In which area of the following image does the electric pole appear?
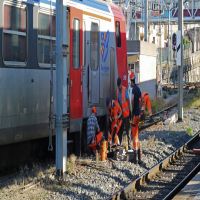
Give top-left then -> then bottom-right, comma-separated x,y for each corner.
56,0 -> 68,176
168,4 -> 171,83
144,0 -> 148,42
178,0 -> 184,121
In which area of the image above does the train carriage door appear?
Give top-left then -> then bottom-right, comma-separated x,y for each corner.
87,19 -> 100,104
69,8 -> 83,119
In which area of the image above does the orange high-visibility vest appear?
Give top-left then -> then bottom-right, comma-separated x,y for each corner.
141,92 -> 148,106
109,100 -> 122,143
110,100 -> 122,121
117,86 -> 130,118
141,92 -> 152,115
142,92 -> 148,99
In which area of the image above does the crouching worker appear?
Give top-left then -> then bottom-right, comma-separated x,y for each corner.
140,92 -> 152,121
142,92 -> 152,116
87,106 -> 103,155
106,98 -> 122,147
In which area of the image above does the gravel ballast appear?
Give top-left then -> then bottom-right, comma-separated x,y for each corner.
0,107 -> 200,200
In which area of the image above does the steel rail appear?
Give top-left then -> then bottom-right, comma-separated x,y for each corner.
163,162 -> 200,200
140,103 -> 178,130
110,130 -> 200,200
151,103 -> 177,117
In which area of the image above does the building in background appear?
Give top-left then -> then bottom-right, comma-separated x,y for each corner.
113,0 -> 200,84
127,40 -> 157,98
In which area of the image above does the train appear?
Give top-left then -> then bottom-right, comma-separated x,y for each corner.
0,0 -> 128,147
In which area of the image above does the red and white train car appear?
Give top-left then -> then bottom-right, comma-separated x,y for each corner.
68,0 -> 128,132
0,0 -> 128,146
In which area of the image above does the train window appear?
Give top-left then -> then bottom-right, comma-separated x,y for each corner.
38,13 -> 56,65
115,21 -> 121,47
38,13 -> 56,37
73,18 -> 80,69
38,39 -> 55,64
90,22 -> 99,70
3,5 -> 26,62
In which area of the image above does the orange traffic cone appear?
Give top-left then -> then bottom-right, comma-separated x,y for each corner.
100,140 -> 108,161
114,134 -> 119,145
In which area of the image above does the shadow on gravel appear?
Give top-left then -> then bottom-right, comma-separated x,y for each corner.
110,164 -> 136,181
71,182 -> 109,197
142,150 -> 170,161
118,168 -> 135,181
62,190 -> 92,200
42,181 -> 109,200
100,171 -> 130,186
140,130 -> 191,149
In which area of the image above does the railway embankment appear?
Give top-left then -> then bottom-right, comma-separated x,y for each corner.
0,105 -> 200,200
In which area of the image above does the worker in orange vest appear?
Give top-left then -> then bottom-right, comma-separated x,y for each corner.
130,74 -> 142,164
116,77 -> 131,149
129,71 -> 135,118
141,92 -> 152,118
106,98 -> 122,146
87,106 -> 103,154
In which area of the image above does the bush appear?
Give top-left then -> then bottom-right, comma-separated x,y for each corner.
186,127 -> 193,136
151,98 -> 166,113
184,90 -> 200,109
183,37 -> 191,48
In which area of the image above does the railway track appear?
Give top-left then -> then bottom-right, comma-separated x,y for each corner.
0,108 -> 199,200
111,130 -> 200,200
163,82 -> 200,90
140,104 -> 177,130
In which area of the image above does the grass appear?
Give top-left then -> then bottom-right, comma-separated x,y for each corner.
186,127 -> 193,136
151,98 -> 166,113
184,89 -> 200,109
66,154 -> 77,175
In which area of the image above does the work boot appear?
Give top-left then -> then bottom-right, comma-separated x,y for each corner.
138,148 -> 142,164
128,146 -> 132,151
140,111 -> 145,121
133,150 -> 138,164
108,142 -> 111,152
128,138 -> 132,151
